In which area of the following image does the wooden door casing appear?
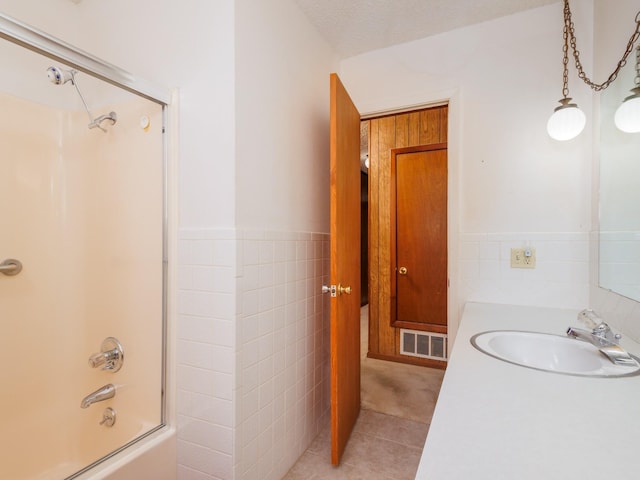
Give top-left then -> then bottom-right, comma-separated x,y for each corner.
390,144 -> 447,333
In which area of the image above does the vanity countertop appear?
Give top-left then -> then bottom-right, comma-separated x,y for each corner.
415,302 -> 640,480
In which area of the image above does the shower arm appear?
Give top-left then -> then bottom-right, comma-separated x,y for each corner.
70,76 -> 98,126
69,71 -> 109,132
51,68 -> 113,133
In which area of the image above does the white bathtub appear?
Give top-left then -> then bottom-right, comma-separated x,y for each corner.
76,426 -> 176,480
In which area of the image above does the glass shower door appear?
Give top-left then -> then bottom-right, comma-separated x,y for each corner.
0,29 -> 166,480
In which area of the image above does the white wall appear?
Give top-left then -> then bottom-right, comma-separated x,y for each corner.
235,0 -> 337,232
233,3 -> 336,480
83,0 -> 236,230
340,2 -> 595,329
0,0 -> 80,40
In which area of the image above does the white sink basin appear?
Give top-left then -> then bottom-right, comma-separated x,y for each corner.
471,330 -> 640,377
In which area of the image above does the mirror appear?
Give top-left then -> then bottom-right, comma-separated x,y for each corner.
599,53 -> 640,301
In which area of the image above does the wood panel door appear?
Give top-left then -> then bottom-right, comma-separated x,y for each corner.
329,73 -> 361,465
391,144 -> 447,333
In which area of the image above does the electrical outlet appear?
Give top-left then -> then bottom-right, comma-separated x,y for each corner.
511,247 -> 536,269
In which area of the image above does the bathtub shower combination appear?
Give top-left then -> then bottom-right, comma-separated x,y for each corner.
0,14 -> 170,480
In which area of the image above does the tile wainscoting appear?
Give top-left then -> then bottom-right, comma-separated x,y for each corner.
459,232 -> 590,311
177,228 -> 330,480
174,228 -> 594,479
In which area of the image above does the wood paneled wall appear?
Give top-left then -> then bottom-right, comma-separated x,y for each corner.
367,105 -> 448,368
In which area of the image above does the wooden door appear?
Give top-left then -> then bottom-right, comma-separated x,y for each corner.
329,73 -> 361,465
391,144 -> 447,333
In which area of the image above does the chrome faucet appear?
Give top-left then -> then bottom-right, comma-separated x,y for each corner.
566,322 -> 636,366
566,323 -> 619,347
80,384 -> 116,409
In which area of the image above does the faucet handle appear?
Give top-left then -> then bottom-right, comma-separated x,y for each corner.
88,337 -> 124,372
592,322 -> 623,344
593,322 -> 610,335
578,309 -> 602,329
99,407 -> 116,427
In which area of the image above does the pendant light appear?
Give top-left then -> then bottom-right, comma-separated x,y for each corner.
547,1 -> 585,141
614,45 -> 640,133
548,1 -> 640,141
547,99 -> 586,141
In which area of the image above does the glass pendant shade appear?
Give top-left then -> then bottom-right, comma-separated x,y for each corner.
614,88 -> 640,133
547,99 -> 586,141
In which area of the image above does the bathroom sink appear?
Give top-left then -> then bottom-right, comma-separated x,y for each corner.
470,330 -> 640,377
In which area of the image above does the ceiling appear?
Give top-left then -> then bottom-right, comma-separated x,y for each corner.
294,0 -> 561,172
293,0 -> 558,58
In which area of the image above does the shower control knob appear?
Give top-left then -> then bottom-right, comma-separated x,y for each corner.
88,337 -> 124,372
0,258 -> 22,276
100,407 -> 116,427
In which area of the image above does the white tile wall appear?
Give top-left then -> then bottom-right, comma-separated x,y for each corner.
177,229 -> 237,480
458,232 -> 589,311
177,227 -> 592,479
176,228 -> 330,480
236,230 -> 330,480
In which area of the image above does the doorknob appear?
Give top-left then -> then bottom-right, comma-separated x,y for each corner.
398,266 -> 408,275
322,284 -> 351,296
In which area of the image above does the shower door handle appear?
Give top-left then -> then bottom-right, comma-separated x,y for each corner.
0,259 -> 22,276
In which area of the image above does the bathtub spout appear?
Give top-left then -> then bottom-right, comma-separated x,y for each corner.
81,384 -> 115,409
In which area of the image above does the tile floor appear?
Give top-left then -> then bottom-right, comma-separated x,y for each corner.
281,306 -> 445,479
281,410 -> 428,480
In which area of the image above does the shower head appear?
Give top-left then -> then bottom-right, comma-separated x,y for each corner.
46,66 -> 116,133
46,66 -> 75,85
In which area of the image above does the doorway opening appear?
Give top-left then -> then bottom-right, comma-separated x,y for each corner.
360,104 -> 449,369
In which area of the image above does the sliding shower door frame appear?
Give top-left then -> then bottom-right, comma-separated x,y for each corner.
0,13 -> 169,104
0,11 -> 172,479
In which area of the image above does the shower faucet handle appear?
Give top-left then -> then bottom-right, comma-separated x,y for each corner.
88,337 -> 124,372
0,258 -> 22,276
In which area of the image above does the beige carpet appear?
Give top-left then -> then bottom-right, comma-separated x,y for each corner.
360,305 -> 445,424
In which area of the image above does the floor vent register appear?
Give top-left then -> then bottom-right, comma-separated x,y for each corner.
400,329 -> 448,361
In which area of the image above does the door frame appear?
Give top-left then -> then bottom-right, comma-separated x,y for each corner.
361,91 -> 461,348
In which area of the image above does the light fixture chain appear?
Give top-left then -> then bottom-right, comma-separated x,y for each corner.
562,7 -> 570,99
564,0 -> 640,92
635,45 -> 640,87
